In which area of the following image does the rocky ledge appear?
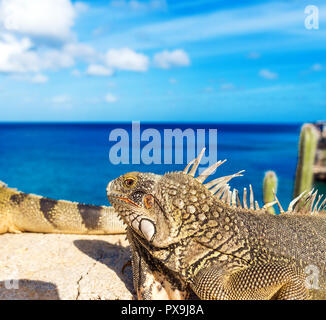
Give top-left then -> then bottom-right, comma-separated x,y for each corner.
0,233 -> 134,300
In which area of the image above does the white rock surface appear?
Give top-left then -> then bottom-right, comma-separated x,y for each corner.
0,233 -> 134,300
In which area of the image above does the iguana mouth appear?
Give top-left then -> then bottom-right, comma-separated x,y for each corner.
107,181 -> 141,208
110,195 -> 140,207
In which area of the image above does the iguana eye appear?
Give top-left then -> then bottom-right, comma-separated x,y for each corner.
144,194 -> 154,209
123,176 -> 137,188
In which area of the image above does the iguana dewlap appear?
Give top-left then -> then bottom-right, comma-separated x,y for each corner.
107,150 -> 326,300
0,181 -> 125,235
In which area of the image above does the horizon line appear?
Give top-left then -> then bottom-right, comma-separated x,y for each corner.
0,121 -> 318,125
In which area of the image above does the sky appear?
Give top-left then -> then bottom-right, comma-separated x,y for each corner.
0,0 -> 325,122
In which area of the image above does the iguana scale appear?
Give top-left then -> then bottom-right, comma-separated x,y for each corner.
0,181 -> 125,234
107,149 -> 326,300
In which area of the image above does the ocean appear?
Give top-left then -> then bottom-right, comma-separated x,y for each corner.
0,122 -> 323,210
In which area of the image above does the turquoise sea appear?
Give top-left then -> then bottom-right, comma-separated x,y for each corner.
0,123 -> 324,209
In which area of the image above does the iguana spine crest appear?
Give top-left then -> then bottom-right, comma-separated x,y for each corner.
186,148 -> 326,216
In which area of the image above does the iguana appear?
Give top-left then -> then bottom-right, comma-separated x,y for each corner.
107,149 -> 326,300
0,180 -> 125,235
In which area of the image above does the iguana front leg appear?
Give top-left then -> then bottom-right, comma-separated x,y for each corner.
127,229 -> 189,300
191,263 -> 308,300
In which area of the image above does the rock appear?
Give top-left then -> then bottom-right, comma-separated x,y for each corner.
0,233 -> 134,300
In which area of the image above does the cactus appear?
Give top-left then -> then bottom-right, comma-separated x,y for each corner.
293,123 -> 319,198
263,171 -> 278,214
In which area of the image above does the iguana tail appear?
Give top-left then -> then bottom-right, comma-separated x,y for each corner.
0,181 -> 125,234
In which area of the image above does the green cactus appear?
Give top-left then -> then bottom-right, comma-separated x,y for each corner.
263,170 -> 278,214
293,123 -> 319,198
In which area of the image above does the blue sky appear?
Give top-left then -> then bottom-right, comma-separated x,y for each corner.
0,0 -> 325,122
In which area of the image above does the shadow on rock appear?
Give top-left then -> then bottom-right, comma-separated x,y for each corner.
74,239 -> 135,297
0,279 -> 60,300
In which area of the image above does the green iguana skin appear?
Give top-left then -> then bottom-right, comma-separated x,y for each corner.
0,181 -> 125,235
107,152 -> 326,300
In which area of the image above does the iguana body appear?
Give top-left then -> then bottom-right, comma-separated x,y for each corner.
107,151 -> 326,300
0,181 -> 125,235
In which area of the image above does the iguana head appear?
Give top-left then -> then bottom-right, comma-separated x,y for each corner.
107,171 -> 169,245
107,149 -> 247,249
107,170 -> 191,247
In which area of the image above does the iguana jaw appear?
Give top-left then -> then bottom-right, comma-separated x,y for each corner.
115,195 -> 140,207
107,187 -> 157,242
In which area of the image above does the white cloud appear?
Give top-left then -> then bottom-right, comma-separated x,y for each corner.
169,78 -> 177,84
9,72 -> 48,83
50,94 -> 72,109
153,49 -> 190,69
30,73 -> 48,83
0,1 -> 98,75
0,33 -> 99,73
0,33 -> 67,72
0,35 -> 149,76
0,1 -> 152,77
106,48 -> 149,72
86,64 -> 113,76
71,69 -> 81,77
63,42 -> 98,63
40,48 -> 75,70
0,33 -> 75,73
74,2 -> 88,13
0,0 -> 77,42
259,69 -> 278,80
0,33 -> 34,72
51,94 -> 71,104
311,63 -> 323,71
104,2 -> 326,51
105,93 -> 118,103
